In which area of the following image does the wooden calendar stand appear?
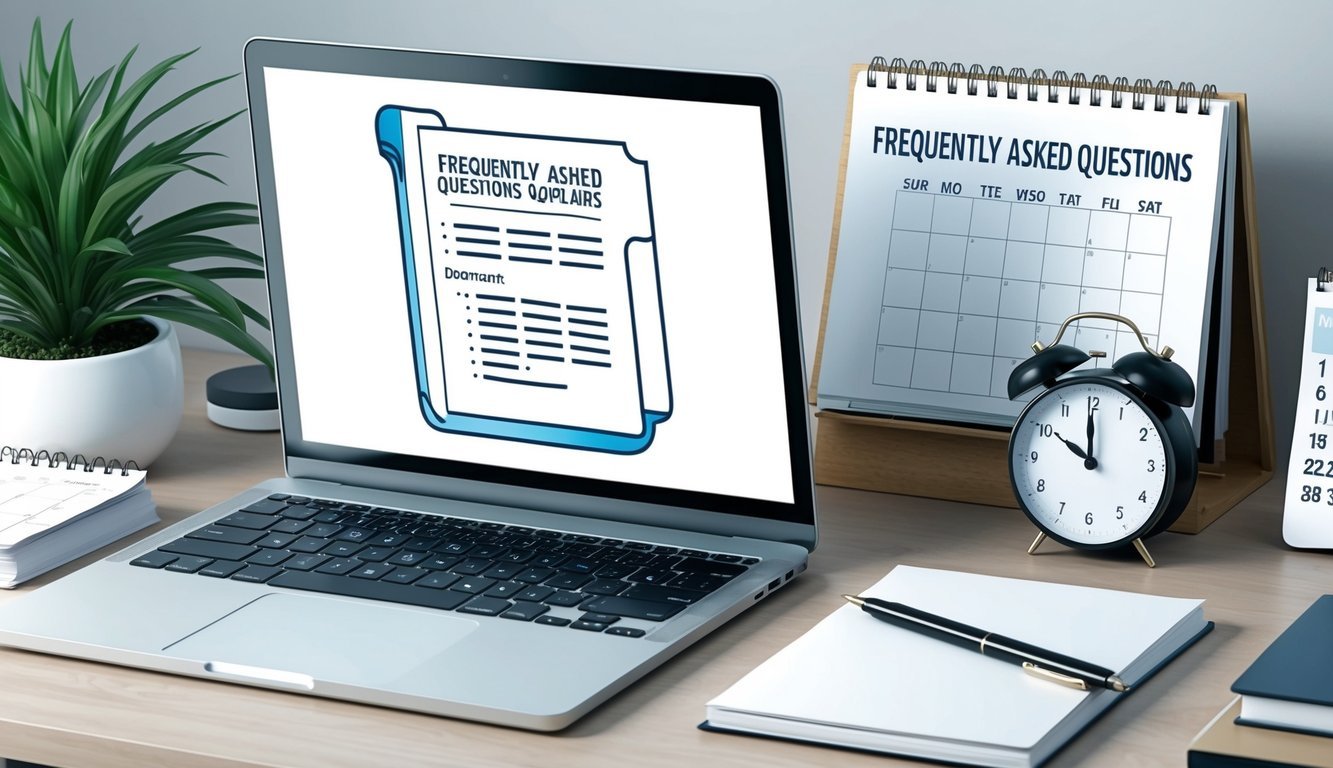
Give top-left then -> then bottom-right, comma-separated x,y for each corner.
809,82 -> 1273,533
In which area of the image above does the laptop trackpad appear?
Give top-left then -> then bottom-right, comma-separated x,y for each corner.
165,593 -> 478,687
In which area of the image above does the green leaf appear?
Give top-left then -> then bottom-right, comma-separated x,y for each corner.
105,296 -> 273,369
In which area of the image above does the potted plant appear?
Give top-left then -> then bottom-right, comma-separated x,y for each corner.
0,20 -> 271,466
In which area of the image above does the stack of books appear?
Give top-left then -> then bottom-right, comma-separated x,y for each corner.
1188,595 -> 1333,767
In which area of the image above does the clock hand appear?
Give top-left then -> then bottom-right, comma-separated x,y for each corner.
1051,431 -> 1089,460
1084,406 -> 1098,471
1052,431 -> 1099,469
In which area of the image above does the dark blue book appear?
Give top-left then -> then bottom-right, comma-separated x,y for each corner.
1232,594 -> 1333,737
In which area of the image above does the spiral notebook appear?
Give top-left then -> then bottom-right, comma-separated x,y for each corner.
0,447 -> 158,588
814,59 -> 1237,452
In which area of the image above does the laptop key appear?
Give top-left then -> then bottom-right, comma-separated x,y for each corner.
240,499 -> 288,515
580,612 -> 620,625
543,590 -> 589,608
289,536 -> 332,553
501,603 -> 549,621
483,562 -> 523,580
570,620 -> 608,632
606,626 -> 647,638
415,572 -> 460,590
218,511 -> 278,530
284,553 -> 330,571
582,578 -> 628,596
382,568 -> 427,585
622,584 -> 707,604
246,549 -> 293,567
313,557 -> 360,575
515,566 -> 556,584
457,596 -> 512,616
546,572 -> 592,590
320,541 -> 365,558
165,555 -> 213,573
268,518 -> 313,535
186,526 -> 266,546
420,555 -> 461,571
350,563 -> 396,580
199,560 -> 246,578
132,551 -> 178,569
335,527 -> 374,543
388,550 -> 427,567
515,585 -> 554,602
451,576 -> 496,594
450,558 -> 493,576
671,574 -> 727,593
255,532 -> 298,550
232,565 -> 282,583
160,538 -> 260,562
484,580 -> 525,598
354,546 -> 396,563
535,615 -> 572,627
270,571 -> 471,611
673,557 -> 747,578
579,595 -> 686,622
279,505 -> 318,521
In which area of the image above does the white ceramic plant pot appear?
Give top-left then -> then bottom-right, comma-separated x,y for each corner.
0,317 -> 184,467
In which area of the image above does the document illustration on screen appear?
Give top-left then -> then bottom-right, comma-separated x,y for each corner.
377,106 -> 672,453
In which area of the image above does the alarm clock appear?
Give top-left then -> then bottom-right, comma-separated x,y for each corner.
1006,312 -> 1198,567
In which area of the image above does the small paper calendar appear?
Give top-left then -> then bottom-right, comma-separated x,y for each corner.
1283,275 -> 1333,547
816,61 -> 1235,433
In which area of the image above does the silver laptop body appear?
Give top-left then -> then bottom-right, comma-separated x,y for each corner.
0,39 -> 816,731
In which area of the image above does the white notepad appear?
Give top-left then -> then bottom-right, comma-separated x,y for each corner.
704,566 -> 1209,768
0,455 -> 158,587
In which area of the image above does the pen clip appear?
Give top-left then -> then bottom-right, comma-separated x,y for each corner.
1022,662 -> 1088,691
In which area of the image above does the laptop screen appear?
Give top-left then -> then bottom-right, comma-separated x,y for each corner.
246,41 -> 813,528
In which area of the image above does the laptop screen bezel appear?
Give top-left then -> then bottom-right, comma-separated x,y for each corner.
243,38 -> 816,541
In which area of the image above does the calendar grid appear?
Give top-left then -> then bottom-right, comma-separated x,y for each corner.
874,191 -> 1171,399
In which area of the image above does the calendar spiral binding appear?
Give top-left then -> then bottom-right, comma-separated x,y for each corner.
865,56 -> 1218,115
0,445 -> 140,475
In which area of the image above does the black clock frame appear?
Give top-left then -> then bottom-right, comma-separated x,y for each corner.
1009,373 -> 1198,551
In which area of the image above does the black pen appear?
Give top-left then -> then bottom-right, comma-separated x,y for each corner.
841,594 -> 1128,692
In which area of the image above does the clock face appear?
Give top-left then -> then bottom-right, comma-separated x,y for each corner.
1009,378 -> 1171,547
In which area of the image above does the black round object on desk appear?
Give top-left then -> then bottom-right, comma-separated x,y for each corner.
205,365 -> 279,431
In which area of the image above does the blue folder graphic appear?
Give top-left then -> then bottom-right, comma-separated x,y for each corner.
377,106 -> 671,453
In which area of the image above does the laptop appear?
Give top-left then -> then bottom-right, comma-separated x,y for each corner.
0,39 -> 816,731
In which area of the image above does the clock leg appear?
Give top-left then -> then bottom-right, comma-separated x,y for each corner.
1131,538 -> 1157,568
1027,531 -> 1047,555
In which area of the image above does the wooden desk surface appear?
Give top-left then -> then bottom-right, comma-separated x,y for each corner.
0,348 -> 1326,768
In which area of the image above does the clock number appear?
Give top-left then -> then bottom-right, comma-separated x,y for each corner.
1084,512 -> 1094,525
1036,422 -> 1053,437
1139,491 -> 1148,502
1321,359 -> 1327,377
1061,403 -> 1070,417
1319,385 -> 1328,402
1312,433 -> 1328,450
1036,479 -> 1046,492
1138,427 -> 1148,442
1119,406 -> 1124,420
1087,396 -> 1100,410
1030,451 -> 1039,463
1147,459 -> 1156,472
1116,505 -> 1124,519
1302,485 -> 1323,503
1058,501 -> 1065,515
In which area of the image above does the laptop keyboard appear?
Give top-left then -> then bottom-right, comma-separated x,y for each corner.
130,494 -> 757,637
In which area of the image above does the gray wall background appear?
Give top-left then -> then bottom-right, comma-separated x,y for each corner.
0,0 -> 1327,469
